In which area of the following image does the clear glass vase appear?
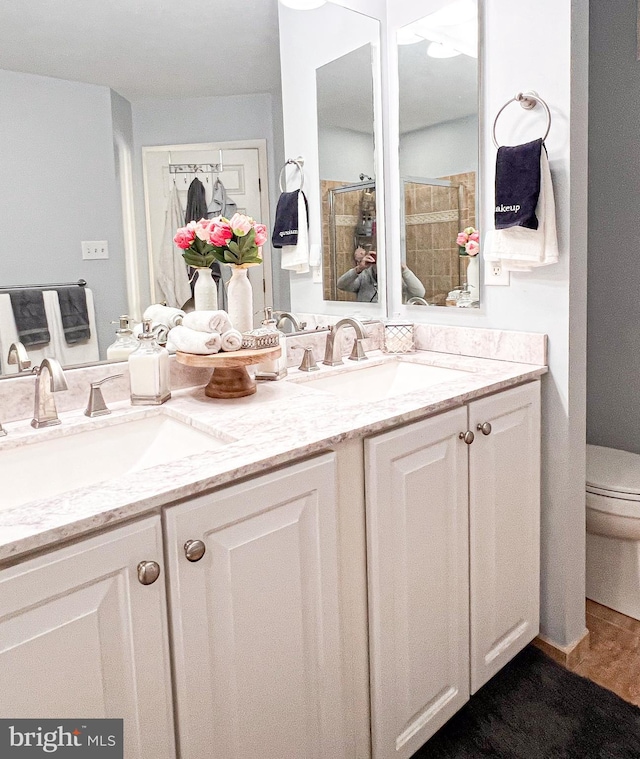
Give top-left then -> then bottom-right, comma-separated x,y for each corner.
227,266 -> 253,333
193,267 -> 218,311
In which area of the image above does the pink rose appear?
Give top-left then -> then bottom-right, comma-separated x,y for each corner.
195,219 -> 210,241
456,233 -> 468,246
229,213 -> 253,237
469,232 -> 480,242
254,223 -> 268,247
209,218 -> 233,247
465,240 -> 480,256
174,225 -> 196,250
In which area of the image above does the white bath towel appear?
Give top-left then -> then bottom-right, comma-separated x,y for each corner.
485,149 -> 559,271
48,288 -> 100,367
181,310 -> 232,334
281,191 -> 310,273
157,185 -> 192,309
143,304 -> 185,328
168,325 -> 221,355
220,329 -> 242,352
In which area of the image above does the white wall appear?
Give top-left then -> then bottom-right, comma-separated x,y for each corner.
381,0 -> 589,648
0,69 -> 128,358
400,114 -> 478,178
319,126 -> 375,183
587,0 -> 640,454
131,92 -> 286,310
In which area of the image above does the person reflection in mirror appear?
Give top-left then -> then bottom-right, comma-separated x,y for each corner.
337,247 -> 425,303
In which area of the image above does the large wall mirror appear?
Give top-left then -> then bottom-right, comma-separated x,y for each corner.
397,0 -> 479,309
1,0 -> 376,379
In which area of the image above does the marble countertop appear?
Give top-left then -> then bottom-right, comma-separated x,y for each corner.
0,349 -> 547,565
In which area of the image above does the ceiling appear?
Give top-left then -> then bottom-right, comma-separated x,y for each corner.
0,0 -> 283,100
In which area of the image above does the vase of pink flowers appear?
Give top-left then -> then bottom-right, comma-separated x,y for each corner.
174,214 -> 267,330
456,227 -> 480,302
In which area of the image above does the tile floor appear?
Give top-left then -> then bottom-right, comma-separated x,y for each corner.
571,600 -> 640,706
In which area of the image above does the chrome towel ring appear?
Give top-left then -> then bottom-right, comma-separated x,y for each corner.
279,157 -> 305,193
492,91 -> 551,149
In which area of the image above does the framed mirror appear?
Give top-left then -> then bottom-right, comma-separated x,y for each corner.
278,2 -> 384,320
397,0 -> 479,309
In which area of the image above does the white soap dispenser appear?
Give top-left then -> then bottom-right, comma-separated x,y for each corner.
254,308 -> 287,380
128,319 -> 171,405
106,315 -> 138,361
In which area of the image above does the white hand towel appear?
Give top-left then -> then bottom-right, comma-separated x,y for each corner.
143,304 -> 185,328
220,329 -> 243,352
181,310 -> 232,334
169,325 -> 221,354
281,191 -> 310,273
485,149 -> 559,271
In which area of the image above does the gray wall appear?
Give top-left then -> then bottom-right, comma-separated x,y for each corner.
318,126 -> 375,182
400,114 -> 478,179
0,69 -> 128,357
131,92 -> 287,311
588,0 -> 640,453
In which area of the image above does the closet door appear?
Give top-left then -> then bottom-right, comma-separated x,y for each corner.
366,408 -> 470,759
469,381 -> 541,692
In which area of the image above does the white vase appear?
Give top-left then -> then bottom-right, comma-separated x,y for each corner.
227,266 -> 253,333
465,256 -> 480,302
193,267 -> 218,311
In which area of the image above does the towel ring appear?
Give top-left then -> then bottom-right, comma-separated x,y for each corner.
279,157 -> 305,193
492,91 -> 551,149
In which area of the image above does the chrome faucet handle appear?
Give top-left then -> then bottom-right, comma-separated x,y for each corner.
7,342 -> 31,372
84,374 -> 124,417
349,338 -> 368,362
31,358 -> 68,429
298,346 -> 320,372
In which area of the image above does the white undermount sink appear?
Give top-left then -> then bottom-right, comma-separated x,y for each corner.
0,414 -> 229,512
298,359 -> 471,403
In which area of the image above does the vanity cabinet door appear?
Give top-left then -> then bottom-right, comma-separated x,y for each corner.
0,516 -> 175,759
468,381 -> 541,693
365,408 -> 470,759
165,454 -> 348,759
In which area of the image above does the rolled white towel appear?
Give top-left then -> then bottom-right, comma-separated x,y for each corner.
220,329 -> 243,352
143,304 -> 185,328
181,310 -> 232,334
169,325 -> 221,355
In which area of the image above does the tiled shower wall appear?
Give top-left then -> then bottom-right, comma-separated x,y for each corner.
321,180 -> 377,301
404,171 -> 476,306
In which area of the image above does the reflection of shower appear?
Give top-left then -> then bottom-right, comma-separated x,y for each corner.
355,186 -> 376,252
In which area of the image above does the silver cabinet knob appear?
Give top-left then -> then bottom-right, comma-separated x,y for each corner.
137,560 -> 161,585
477,422 -> 492,436
459,430 -> 475,445
184,539 -> 206,562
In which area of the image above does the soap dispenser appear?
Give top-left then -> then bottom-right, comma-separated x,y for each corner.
254,307 -> 287,380
106,315 -> 138,361
128,319 -> 171,405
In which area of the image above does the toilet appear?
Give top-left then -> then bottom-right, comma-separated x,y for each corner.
586,444 -> 640,621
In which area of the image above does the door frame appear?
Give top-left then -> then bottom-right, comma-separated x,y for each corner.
141,139 -> 272,308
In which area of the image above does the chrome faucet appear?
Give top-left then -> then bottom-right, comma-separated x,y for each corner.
85,373 -> 124,417
323,317 -> 368,367
275,311 -> 306,333
7,342 -> 31,372
31,358 -> 68,428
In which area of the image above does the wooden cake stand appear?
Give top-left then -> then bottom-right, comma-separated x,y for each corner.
176,346 -> 281,399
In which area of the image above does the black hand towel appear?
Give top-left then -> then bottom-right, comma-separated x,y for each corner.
271,190 -> 309,248
185,177 -> 208,223
9,289 -> 51,346
494,137 -> 543,230
55,286 -> 91,345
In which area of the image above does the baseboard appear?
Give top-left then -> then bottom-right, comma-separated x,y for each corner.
532,628 -> 591,669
